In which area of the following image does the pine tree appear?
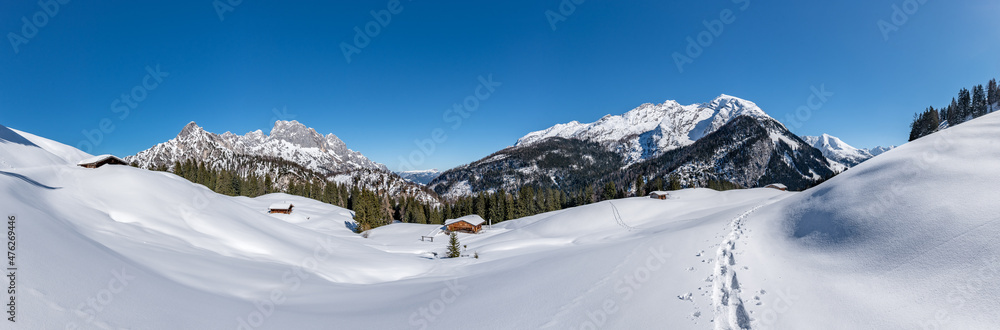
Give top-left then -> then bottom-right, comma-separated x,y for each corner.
263,174 -> 273,194
651,177 -> 664,192
669,175 -> 682,190
602,182 -> 616,201
989,79 -> 998,112
634,176 -> 645,197
948,98 -> 959,124
973,85 -> 987,118
447,232 -> 461,258
958,88 -> 971,123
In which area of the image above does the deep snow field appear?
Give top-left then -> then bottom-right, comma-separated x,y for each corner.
1,112 -> 1000,329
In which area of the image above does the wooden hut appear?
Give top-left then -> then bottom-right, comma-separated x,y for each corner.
648,191 -> 670,200
444,215 -> 486,234
77,155 -> 127,168
765,183 -> 788,191
268,203 -> 294,214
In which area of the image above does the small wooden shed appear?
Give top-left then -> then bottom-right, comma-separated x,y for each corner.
268,203 -> 294,214
648,191 -> 670,200
77,155 -> 127,168
444,215 -> 486,234
765,183 -> 788,191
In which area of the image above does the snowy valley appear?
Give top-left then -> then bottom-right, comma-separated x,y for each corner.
2,109 -> 1000,329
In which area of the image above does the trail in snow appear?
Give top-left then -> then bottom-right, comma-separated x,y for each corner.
711,202 -> 771,330
609,202 -> 635,231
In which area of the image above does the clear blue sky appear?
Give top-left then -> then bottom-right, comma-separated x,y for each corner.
2,1 -> 998,171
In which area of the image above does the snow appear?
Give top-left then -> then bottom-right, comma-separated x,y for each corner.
3,112 -> 1000,329
267,202 -> 293,210
444,215 -> 487,226
75,154 -> 125,166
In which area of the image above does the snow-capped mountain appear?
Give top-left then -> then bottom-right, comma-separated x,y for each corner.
515,94 -> 772,165
127,121 -> 439,204
866,145 -> 895,157
395,169 -> 441,185
128,121 -> 387,174
430,95 -> 836,197
801,134 -> 896,169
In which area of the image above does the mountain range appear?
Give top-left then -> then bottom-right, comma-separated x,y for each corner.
395,169 -> 442,185
124,95 -> 894,201
126,121 -> 439,204
429,95 -> 892,197
429,95 -> 834,197
801,134 -> 896,170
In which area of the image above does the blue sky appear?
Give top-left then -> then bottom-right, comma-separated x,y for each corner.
2,0 -> 998,171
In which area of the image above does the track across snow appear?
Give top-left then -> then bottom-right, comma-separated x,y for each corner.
711,202 -> 773,330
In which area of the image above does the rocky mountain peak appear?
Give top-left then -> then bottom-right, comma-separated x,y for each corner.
178,121 -> 205,138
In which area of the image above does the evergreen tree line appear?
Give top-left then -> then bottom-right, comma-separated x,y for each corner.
157,159 -> 705,233
166,159 -> 390,231
909,78 -> 998,141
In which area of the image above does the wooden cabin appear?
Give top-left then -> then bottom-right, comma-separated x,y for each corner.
765,183 -> 788,191
648,191 -> 670,200
268,203 -> 294,214
444,215 -> 487,234
77,155 -> 127,168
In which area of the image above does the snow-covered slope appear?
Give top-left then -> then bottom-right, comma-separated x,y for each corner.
4,112 -> 1000,329
733,110 -> 1000,329
1,124 -> 91,169
801,134 -> 896,170
516,94 -> 772,165
395,169 -> 441,185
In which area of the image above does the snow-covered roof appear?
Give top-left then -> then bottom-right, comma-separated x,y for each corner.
648,191 -> 670,196
765,183 -> 787,189
445,214 -> 486,226
268,203 -> 293,210
76,154 -> 125,166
